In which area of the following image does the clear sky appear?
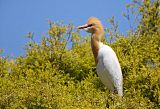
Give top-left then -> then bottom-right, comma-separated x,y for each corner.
0,0 -> 133,57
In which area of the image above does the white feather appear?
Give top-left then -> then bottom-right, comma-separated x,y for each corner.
84,27 -> 91,31
96,43 -> 123,96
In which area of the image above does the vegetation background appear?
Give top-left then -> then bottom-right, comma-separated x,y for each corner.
0,0 -> 159,108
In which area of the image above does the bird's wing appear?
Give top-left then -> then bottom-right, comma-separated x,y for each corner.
97,59 -> 116,91
98,45 -> 123,92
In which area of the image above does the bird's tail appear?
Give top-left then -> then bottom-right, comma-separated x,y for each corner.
114,87 -> 123,97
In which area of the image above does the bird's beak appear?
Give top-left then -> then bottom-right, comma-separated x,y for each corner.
77,24 -> 89,29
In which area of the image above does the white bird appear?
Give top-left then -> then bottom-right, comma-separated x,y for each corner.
77,17 -> 123,96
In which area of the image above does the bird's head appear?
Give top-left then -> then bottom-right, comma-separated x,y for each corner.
77,17 -> 104,36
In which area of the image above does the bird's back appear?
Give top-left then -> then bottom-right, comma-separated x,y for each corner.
96,43 -> 123,96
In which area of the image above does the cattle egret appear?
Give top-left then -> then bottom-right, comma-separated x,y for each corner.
77,17 -> 123,96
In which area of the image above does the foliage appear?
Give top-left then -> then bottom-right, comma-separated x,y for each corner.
0,0 -> 160,108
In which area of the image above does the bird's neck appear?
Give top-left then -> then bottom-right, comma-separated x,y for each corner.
91,32 -> 102,64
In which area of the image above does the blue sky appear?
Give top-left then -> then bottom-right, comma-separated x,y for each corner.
0,0 -> 133,57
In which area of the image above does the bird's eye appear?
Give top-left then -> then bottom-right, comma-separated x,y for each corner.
88,24 -> 93,27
